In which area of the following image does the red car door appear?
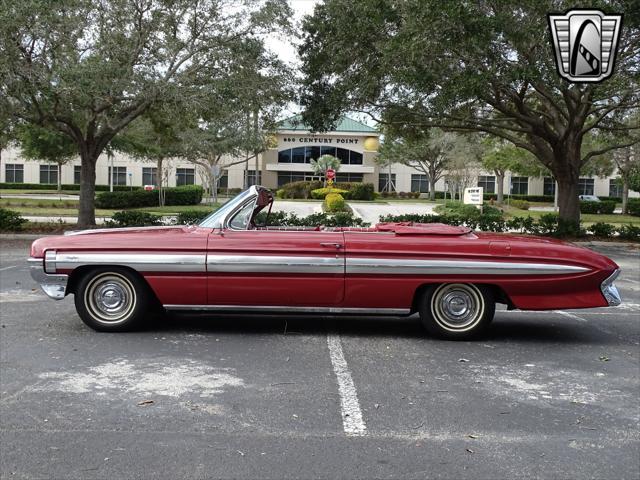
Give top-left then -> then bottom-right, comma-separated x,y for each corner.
206,230 -> 345,307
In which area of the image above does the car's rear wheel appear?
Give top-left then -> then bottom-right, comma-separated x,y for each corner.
419,283 -> 495,340
74,268 -> 149,332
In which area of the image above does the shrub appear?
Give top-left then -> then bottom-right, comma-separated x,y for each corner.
347,183 -> 375,200
164,185 -> 203,206
96,185 -> 203,209
277,181 -> 323,199
511,199 -> 530,210
580,200 -> 616,215
96,189 -> 157,208
324,193 -> 346,212
252,211 -> 367,227
176,210 -> 209,225
105,211 -> 163,228
0,208 -> 27,231
617,224 -> 640,241
311,187 -> 349,199
599,200 -> 616,214
627,198 -> 640,217
587,222 -> 616,238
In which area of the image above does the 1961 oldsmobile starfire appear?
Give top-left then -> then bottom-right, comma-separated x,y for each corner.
29,186 -> 622,339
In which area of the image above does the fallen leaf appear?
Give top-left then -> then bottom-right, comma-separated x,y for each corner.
458,358 -> 469,363
374,403 -> 380,409
598,356 -> 610,362
137,400 -> 154,406
468,434 -> 479,439
466,448 -> 474,454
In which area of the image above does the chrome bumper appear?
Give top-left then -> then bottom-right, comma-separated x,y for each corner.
601,268 -> 622,306
28,257 -> 68,300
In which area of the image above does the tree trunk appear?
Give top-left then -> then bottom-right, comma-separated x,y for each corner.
495,172 -> 504,204
57,163 -> 62,193
556,178 -> 580,225
156,157 -> 165,207
552,143 -> 582,226
78,154 -> 97,227
622,180 -> 629,215
429,178 -> 436,201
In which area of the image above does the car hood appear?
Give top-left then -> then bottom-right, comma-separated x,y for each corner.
30,225 -> 211,258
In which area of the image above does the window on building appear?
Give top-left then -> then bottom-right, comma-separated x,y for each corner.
291,147 -> 306,163
73,165 -> 81,185
108,166 -> 127,186
246,170 -> 261,187
543,177 -> 556,196
278,147 -> 364,166
40,164 -> 58,185
609,179 -> 622,198
578,178 -> 594,196
305,146 -> 321,163
213,171 -> 227,190
142,167 -> 157,186
278,149 -> 292,163
320,146 -> 336,157
176,168 -> 195,186
277,171 -> 308,187
348,151 -> 363,165
411,174 -> 429,193
378,173 -> 396,192
335,172 -> 363,183
477,175 -> 495,194
5,164 -> 24,183
510,176 -> 528,195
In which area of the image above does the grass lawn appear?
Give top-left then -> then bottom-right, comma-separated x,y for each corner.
0,189 -> 80,195
502,206 -> 639,225
2,200 -> 219,218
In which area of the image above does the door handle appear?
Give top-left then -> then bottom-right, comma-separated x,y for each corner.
320,242 -> 343,249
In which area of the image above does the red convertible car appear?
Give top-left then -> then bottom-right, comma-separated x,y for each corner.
29,186 -> 621,339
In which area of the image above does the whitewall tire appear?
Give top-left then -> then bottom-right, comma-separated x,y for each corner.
419,283 -> 495,340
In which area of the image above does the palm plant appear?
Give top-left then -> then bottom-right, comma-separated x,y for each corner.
310,154 -> 341,186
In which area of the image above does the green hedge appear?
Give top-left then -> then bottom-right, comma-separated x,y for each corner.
0,208 -> 27,231
580,200 -> 616,214
0,182 -> 141,192
378,211 -> 638,240
105,211 -> 163,228
627,198 -> 640,217
277,181 -> 376,201
96,185 -> 203,209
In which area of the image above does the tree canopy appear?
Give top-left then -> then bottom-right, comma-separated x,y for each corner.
300,0 -> 640,224
0,0 -> 292,225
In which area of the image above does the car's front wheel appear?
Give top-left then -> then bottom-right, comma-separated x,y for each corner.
74,268 -> 149,332
419,283 -> 495,340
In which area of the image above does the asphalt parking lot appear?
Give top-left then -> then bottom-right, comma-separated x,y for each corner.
1,238 -> 638,479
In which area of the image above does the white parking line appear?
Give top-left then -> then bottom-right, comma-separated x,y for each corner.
554,310 -> 587,322
0,265 -> 17,272
326,333 -> 367,436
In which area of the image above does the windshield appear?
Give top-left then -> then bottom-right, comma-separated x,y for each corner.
198,188 -> 258,228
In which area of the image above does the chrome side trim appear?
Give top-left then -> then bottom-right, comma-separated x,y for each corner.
346,258 -> 590,276
163,304 -> 410,315
54,253 -> 207,273
601,268 -> 622,306
206,254 -> 343,274
29,257 -> 68,300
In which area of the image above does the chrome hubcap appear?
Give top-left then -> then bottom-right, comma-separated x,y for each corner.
431,284 -> 484,332
85,273 -> 136,324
